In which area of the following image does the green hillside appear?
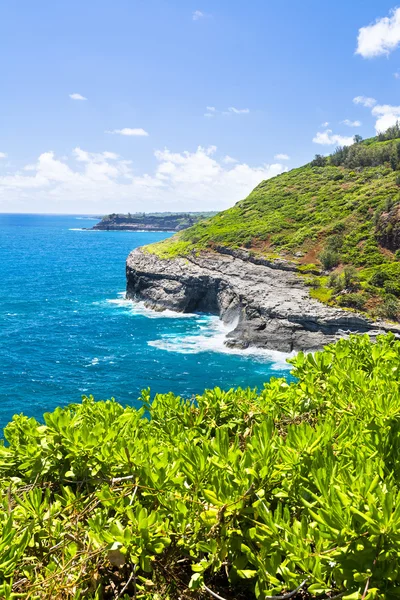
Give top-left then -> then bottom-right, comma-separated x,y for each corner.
147,127 -> 400,321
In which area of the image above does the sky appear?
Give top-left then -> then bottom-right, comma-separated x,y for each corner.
1,0 -> 400,214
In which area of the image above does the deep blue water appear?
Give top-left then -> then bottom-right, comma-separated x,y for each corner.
0,214 -> 292,431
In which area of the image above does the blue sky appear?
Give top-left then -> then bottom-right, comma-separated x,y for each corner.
1,0 -> 400,213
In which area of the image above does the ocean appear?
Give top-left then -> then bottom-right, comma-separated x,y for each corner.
0,213 -> 293,431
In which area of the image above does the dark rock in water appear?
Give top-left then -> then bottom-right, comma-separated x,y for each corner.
126,248 -> 400,352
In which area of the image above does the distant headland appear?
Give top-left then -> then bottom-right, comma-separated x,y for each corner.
91,212 -> 217,232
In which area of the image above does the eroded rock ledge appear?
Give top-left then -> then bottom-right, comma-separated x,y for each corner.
126,248 -> 399,352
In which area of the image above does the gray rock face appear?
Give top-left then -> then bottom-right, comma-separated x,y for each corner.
126,248 -> 399,352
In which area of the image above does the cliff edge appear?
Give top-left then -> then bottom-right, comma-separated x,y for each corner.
126,248 -> 398,352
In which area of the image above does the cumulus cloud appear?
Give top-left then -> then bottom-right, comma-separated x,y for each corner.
372,104 -> 400,132
106,128 -> 149,136
274,153 -> 290,160
353,95 -> 400,132
341,119 -> 362,127
0,152 -> 7,159
356,7 -> 400,58
321,121 -> 330,127
313,130 -> 355,146
69,93 -> 87,101
193,10 -> 204,20
0,146 -> 287,213
353,96 -> 377,108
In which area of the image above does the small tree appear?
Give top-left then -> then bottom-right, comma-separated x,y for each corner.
319,248 -> 340,270
343,266 -> 360,291
311,154 -> 327,167
378,295 -> 400,320
353,134 -> 363,144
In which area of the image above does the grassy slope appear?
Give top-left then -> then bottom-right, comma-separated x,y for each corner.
145,136 -> 400,319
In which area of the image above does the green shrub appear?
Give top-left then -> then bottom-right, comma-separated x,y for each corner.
377,294 -> 400,320
384,280 -> 400,297
370,268 -> 390,287
336,292 -> 366,310
319,248 -> 340,270
342,266 -> 360,290
3,335 -> 400,598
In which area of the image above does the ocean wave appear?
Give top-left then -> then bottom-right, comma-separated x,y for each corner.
148,319 -> 293,369
106,295 -> 198,319
69,228 -> 102,231
106,294 -> 293,368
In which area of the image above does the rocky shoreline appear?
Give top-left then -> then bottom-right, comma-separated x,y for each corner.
126,247 -> 400,352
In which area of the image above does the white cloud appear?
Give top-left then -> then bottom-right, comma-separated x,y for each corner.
353,95 -> 400,132
353,96 -> 377,108
228,107 -> 250,114
341,119 -> 362,127
371,104 -> 400,132
106,128 -> 149,136
274,153 -> 290,160
313,129 -> 355,146
0,152 -> 7,159
205,106 -> 250,117
321,121 -> 330,127
356,8 -> 400,58
223,155 -> 238,164
69,93 -> 87,101
193,10 -> 204,20
0,146 -> 287,213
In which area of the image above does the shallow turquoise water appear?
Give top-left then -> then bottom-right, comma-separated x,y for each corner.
0,214 -> 292,431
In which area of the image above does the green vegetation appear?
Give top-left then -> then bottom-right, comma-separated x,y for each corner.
146,131 -> 400,319
2,334 -> 400,598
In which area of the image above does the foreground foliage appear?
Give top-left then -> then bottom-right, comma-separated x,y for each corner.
2,334 -> 400,599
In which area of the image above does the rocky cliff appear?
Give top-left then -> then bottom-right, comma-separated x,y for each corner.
126,248 -> 399,352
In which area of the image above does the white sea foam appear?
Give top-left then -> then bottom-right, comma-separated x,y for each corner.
69,228 -> 102,231
148,318 -> 293,369
106,294 -> 198,319
84,357 -> 99,367
106,293 -> 293,368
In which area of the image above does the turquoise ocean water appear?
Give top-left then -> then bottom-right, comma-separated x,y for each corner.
0,214 -> 292,431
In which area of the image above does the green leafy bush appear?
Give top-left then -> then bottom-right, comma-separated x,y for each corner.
319,248 -> 340,270
2,335 -> 400,598
336,292 -> 366,310
377,295 -> 400,320
384,280 -> 400,297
